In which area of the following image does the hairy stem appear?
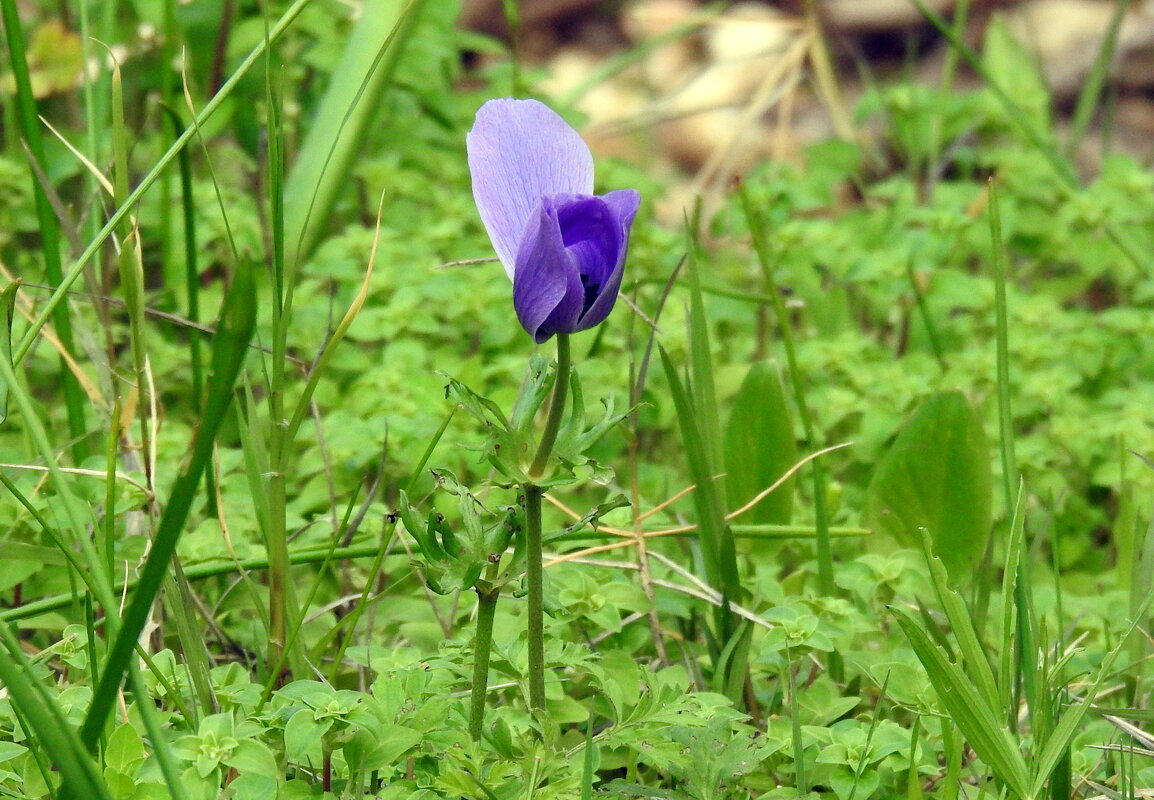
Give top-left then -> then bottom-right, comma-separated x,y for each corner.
524,485 -> 546,714
468,583 -> 500,741
529,334 -> 570,479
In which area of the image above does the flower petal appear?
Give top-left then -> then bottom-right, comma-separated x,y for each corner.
467,98 -> 595,279
574,188 -> 640,331
512,198 -> 585,343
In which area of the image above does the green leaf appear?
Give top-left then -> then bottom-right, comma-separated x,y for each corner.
352,724 -> 422,771
225,740 -> 279,780
724,361 -> 797,526
658,346 -> 730,599
982,14 -> 1052,140
283,0 -> 427,266
104,723 -> 146,776
864,391 -> 992,579
0,280 -> 20,425
916,529 -> 998,711
283,710 -> 331,762
893,607 -> 1030,798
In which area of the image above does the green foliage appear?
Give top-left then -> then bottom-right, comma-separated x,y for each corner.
0,0 -> 1152,797
724,361 -> 797,526
864,391 -> 993,579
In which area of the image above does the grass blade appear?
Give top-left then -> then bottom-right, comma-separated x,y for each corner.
1028,588 -> 1154,798
658,346 -> 729,620
894,606 -> 1031,798
0,624 -> 111,799
11,0 -> 315,365
283,0 -> 425,268
0,0 -> 88,458
80,263 -> 256,749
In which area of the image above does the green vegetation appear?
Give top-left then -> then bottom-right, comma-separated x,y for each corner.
0,0 -> 1152,797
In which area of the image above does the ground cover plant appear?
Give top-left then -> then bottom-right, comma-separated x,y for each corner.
1,0 -> 1153,797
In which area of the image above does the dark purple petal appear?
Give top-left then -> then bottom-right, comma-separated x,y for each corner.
466,99 -> 594,279
512,190 -> 641,342
573,189 -> 640,332
512,198 -> 585,343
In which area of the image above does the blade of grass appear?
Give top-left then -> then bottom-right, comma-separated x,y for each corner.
0,0 -> 89,459
738,179 -> 840,678
80,263 -> 256,750
917,528 -> 998,709
282,0 -> 425,269
0,623 -> 111,799
913,0 -> 1150,275
11,0 -> 315,366
785,645 -> 806,794
1028,588 -> 1154,798
894,606 -> 1031,798
263,19 -> 299,675
906,714 -> 924,800
1000,481 -> 1027,723
683,223 -> 743,652
658,346 -> 729,627
1066,0 -> 1130,157
989,178 -> 1038,731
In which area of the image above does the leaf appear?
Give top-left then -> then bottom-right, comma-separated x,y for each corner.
982,14 -> 1052,140
283,710 -> 331,763
546,493 -> 630,544
283,0 -> 426,265
659,347 -> 729,598
893,607 -> 1031,799
724,361 -> 797,526
915,528 -> 999,711
864,391 -> 992,580
354,724 -> 422,771
0,280 -> 20,425
226,740 -> 279,780
104,723 -> 146,776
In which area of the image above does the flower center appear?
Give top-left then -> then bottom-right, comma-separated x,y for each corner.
579,273 -> 601,312
556,196 -> 617,315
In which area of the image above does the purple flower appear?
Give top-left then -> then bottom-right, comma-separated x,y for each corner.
467,98 -> 641,344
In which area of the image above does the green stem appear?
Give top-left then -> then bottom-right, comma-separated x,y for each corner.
524,485 -> 546,714
522,334 -> 570,716
738,182 -> 842,682
468,582 -> 500,741
529,334 -> 570,479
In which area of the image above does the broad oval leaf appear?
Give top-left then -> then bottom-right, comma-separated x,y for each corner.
864,391 -> 992,579
724,361 -> 797,526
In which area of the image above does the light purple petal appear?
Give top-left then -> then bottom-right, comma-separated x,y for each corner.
575,189 -> 640,331
512,198 -> 585,343
467,99 -> 594,279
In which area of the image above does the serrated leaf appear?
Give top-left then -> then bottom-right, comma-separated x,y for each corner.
865,391 -> 992,579
916,528 -> 998,711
